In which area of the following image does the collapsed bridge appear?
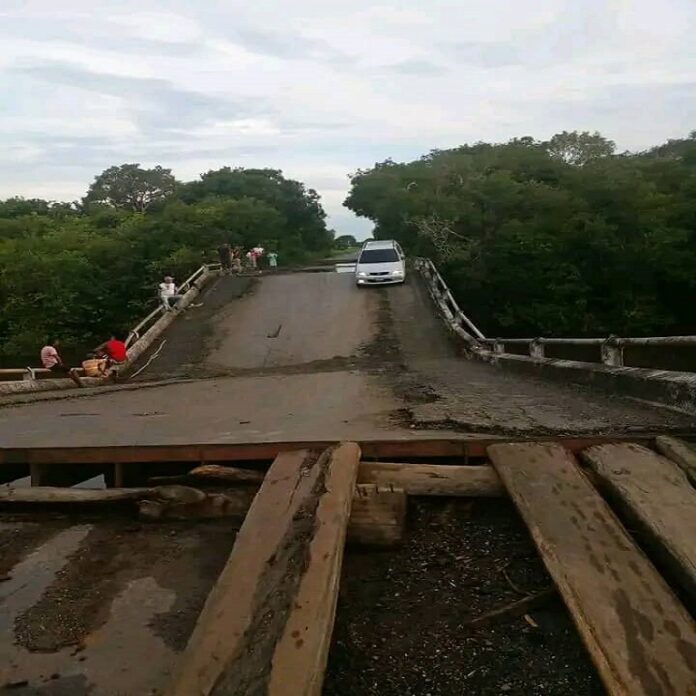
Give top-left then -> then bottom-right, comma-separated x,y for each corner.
0,264 -> 695,695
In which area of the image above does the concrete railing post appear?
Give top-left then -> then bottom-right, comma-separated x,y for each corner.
493,341 -> 505,355
529,339 -> 545,359
601,336 -> 624,367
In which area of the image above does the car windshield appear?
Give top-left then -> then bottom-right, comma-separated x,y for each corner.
359,248 -> 399,263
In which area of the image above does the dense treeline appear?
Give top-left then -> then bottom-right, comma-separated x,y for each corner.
346,131 -> 696,338
0,165 -> 333,365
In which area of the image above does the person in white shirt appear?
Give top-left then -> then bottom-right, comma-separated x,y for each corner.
40,338 -> 83,387
159,276 -> 184,311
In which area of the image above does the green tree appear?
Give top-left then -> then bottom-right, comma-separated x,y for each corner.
544,130 -> 615,166
344,131 -> 696,338
334,234 -> 357,249
179,167 -> 332,252
83,163 -> 177,212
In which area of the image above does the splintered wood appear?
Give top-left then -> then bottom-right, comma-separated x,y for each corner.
166,443 -> 360,696
488,442 -> 696,696
583,442 -> 696,604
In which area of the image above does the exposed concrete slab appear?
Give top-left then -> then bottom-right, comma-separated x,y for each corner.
0,272 -> 693,450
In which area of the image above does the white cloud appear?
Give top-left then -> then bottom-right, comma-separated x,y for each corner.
0,0 -> 694,236
107,11 -> 203,44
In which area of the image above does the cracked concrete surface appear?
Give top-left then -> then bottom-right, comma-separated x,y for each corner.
0,271 -> 693,448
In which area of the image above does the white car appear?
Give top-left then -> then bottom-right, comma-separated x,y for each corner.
355,240 -> 406,286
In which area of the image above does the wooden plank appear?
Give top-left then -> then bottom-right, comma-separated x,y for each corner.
582,443 -> 696,604
655,436 -> 696,487
0,435 -> 655,467
166,443 -> 360,696
347,484 -> 406,546
358,462 -> 503,496
488,442 -> 696,696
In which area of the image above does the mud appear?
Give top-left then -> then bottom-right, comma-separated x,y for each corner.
0,515 -> 239,694
0,520 -> 72,580
324,498 -> 605,696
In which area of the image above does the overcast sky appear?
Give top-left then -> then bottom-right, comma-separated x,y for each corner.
1,1 -> 694,238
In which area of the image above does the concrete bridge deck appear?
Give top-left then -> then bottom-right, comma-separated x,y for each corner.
0,270 -> 692,448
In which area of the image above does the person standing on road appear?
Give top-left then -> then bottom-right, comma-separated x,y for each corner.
217,243 -> 232,273
267,251 -> 278,270
40,339 -> 84,387
232,246 -> 243,273
159,276 -> 184,311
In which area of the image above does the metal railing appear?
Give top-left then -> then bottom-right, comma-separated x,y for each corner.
479,335 -> 696,367
415,258 -> 485,340
126,263 -> 219,348
0,263 -> 220,383
416,257 -> 696,371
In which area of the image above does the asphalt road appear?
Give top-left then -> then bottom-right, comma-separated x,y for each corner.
0,270 -> 692,448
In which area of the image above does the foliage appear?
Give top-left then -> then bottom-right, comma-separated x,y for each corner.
0,165 -> 333,365
178,167 -> 333,254
334,234 -> 358,249
544,130 -> 615,166
83,163 -> 177,212
345,131 -> 696,338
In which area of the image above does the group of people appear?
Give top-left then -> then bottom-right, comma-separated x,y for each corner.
38,246 -> 282,387
40,333 -> 128,387
217,243 -> 278,274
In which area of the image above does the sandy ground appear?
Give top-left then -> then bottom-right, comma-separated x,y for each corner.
0,271 -> 692,447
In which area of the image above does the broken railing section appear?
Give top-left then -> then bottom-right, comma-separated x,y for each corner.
414,257 -> 486,345
416,255 -> 696,371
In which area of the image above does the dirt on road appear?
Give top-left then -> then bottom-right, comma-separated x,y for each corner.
0,270 -> 691,447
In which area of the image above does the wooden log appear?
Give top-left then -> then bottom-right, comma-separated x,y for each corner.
0,486 -> 153,504
188,464 -> 264,483
148,464 -> 265,486
0,484 -> 248,513
358,462 -> 503,496
166,443 -> 361,696
655,435 -> 696,487
139,488 -> 258,520
488,442 -> 696,696
347,484 -> 406,546
583,442 -> 696,604
0,479 -> 405,546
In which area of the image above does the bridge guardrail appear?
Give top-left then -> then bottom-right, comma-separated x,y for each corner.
414,258 -> 485,343
479,335 -> 696,368
0,263 -> 221,385
416,257 -> 696,373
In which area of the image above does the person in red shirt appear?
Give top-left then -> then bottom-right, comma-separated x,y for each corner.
94,333 -> 129,379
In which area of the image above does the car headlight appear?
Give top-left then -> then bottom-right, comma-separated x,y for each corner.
357,272 -> 368,278
391,270 -> 404,276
